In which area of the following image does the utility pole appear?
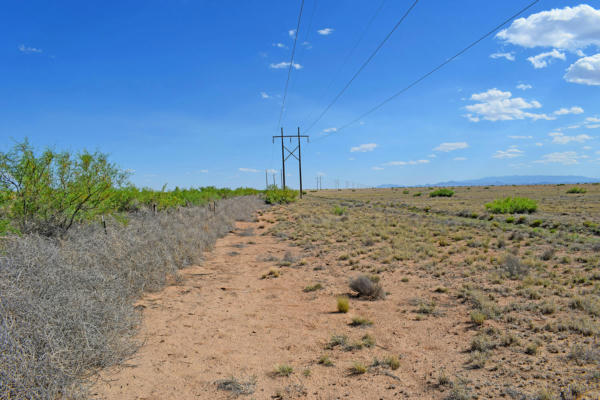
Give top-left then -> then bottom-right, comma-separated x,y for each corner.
265,170 -> 268,189
273,127 -> 309,198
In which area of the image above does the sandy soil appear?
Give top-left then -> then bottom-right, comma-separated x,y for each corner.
92,212 -> 476,400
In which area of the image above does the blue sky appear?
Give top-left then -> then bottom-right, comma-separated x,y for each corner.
1,1 -> 599,189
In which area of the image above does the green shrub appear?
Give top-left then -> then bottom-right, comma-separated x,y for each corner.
485,197 -> 538,214
429,188 -> 454,197
332,205 -> 346,216
264,187 -> 298,204
337,296 -> 349,313
567,187 -> 586,194
0,140 -> 127,236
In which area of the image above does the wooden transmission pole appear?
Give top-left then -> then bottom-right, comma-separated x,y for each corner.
273,127 -> 309,198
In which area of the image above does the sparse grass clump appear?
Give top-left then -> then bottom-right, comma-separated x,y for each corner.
349,275 -> 385,300
274,364 -> 294,376
261,268 -> 280,279
318,354 -> 334,366
430,188 -> 455,197
337,296 -> 350,313
349,362 -> 367,375
216,376 -> 256,395
303,283 -> 323,292
485,197 -> 538,214
350,316 -> 373,327
332,205 -> 347,216
567,187 -> 586,194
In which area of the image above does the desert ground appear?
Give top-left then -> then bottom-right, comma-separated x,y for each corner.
93,184 -> 600,400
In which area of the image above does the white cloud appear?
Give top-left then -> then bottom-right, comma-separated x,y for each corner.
549,132 -> 593,144
586,117 -> 600,123
583,146 -> 592,150
527,49 -> 566,68
433,142 -> 469,152
371,166 -> 384,171
516,83 -> 532,90
564,53 -> 600,86
453,157 -> 467,161
239,168 -> 260,173
267,168 -> 278,174
199,169 -> 208,173
272,43 -> 288,49
270,61 -> 302,70
428,154 -> 437,158
323,127 -> 337,133
535,142 -> 544,146
301,41 -> 312,49
465,88 -> 553,122
260,92 -> 270,99
554,106 -> 584,115
384,159 -> 430,166
493,148 -> 524,159
490,52 -> 515,61
535,151 -> 586,165
317,171 -> 326,177
288,29 -> 296,37
496,5 -> 600,51
587,124 -> 600,129
508,135 -> 533,139
317,28 -> 334,35
18,44 -> 42,54
350,143 -> 377,153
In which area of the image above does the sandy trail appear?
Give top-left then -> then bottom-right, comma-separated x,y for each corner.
93,212 -> 472,400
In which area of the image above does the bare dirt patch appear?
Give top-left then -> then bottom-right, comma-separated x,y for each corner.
92,211 -> 473,399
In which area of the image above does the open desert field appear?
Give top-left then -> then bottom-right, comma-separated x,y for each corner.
93,184 -> 600,400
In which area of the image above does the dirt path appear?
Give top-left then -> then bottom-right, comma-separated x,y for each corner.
93,212 -> 473,400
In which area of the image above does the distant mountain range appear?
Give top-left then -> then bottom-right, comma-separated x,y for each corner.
377,175 -> 600,188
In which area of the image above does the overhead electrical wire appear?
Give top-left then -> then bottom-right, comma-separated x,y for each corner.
277,0 -> 306,130
313,0 -> 541,143
299,0 -> 388,128
303,0 -> 420,134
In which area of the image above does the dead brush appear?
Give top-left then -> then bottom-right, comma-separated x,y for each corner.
349,275 -> 385,300
0,196 -> 265,400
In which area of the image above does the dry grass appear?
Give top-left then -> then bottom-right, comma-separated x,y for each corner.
267,184 -> 600,398
0,196 -> 264,399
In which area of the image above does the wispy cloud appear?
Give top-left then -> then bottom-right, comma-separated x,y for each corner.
508,135 -> 533,139
350,143 -> 377,153
549,132 -> 592,144
516,83 -> 532,90
490,52 -> 515,61
323,127 -> 337,133
535,151 -> 587,165
554,106 -> 584,115
272,43 -> 288,49
434,142 -> 468,152
270,61 -> 302,70
453,157 -> 467,161
493,148 -> 524,159
18,44 -> 42,54
288,29 -> 296,37
239,167 -> 260,173
384,159 -> 430,166
317,28 -> 334,35
371,166 -> 384,171
527,49 -> 566,69
260,92 -> 270,99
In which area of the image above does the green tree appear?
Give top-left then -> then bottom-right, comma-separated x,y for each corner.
0,140 -> 127,236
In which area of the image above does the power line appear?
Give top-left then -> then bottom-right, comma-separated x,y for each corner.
303,0 -> 420,134
314,0 -> 540,142
299,0 -> 388,128
277,0 -> 305,130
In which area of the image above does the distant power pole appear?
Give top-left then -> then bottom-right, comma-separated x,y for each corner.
265,170 -> 268,189
273,127 -> 309,198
